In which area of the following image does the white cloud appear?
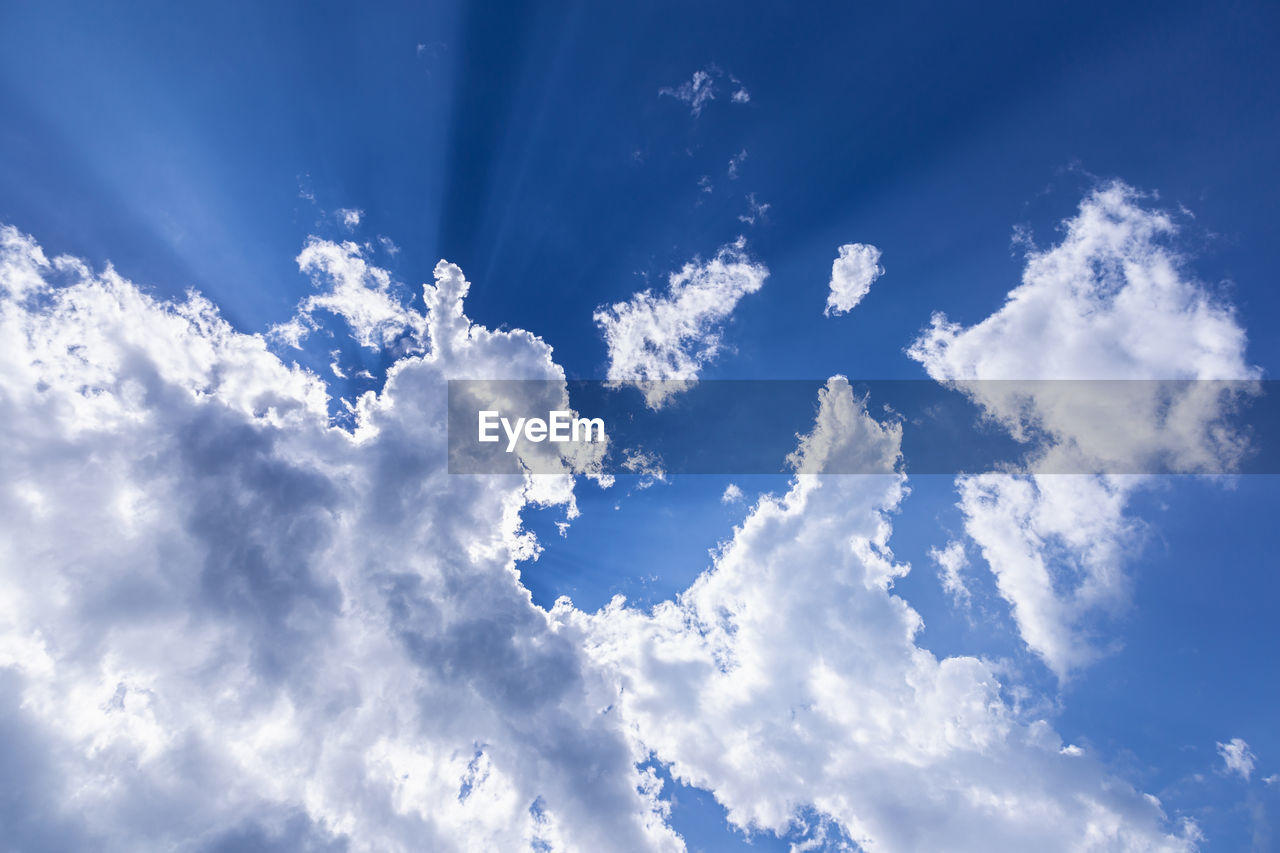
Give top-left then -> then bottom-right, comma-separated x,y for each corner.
659,68 -> 749,117
824,243 -> 883,316
720,483 -> 744,504
659,69 -> 716,117
337,208 -> 363,229
1218,738 -> 1257,780
930,540 -> 971,606
0,219 -> 1215,852
0,225 -> 678,853
908,183 -> 1258,678
564,377 -> 1199,851
271,237 -> 427,351
727,149 -> 747,180
594,237 -> 767,408
737,193 -> 770,226
622,449 -> 667,490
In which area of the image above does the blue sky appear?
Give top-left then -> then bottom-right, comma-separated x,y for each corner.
1,1 -> 1278,850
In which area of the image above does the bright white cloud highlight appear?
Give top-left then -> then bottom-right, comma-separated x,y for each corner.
0,214 -> 1217,853
594,237 -> 767,408
0,225 -> 675,853
909,182 -> 1258,678
824,243 -> 883,316
271,237 -> 427,351
565,377 -> 1199,851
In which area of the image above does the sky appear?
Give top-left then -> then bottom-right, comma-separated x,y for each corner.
1,1 -> 1278,850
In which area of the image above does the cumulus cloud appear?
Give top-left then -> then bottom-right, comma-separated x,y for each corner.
0,215 -> 1216,853
594,237 -> 767,408
563,377 -> 1199,851
0,225 -> 677,853
720,483 -> 744,504
824,243 -> 883,316
909,182 -> 1258,678
1218,738 -> 1257,780
337,208 -> 362,229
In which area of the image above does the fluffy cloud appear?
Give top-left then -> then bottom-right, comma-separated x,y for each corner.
0,226 -> 678,852
1217,738 -> 1257,780
909,183 -> 1258,678
594,238 -> 767,408
564,377 -> 1199,850
271,238 -> 426,350
0,216 -> 1219,852
824,243 -> 883,316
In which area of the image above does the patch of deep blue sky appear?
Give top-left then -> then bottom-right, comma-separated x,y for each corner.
2,0 -> 1278,848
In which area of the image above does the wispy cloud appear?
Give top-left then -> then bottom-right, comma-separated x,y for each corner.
1218,738 -> 1258,780
727,149 -> 747,180
659,67 -> 750,117
737,193 -> 770,225
594,237 -> 767,408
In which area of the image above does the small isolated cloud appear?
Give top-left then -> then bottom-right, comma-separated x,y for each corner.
930,540 -> 970,606
1218,738 -> 1257,780
659,67 -> 750,117
659,69 -> 716,117
336,208 -> 362,229
720,483 -> 744,504
727,149 -> 747,180
622,449 -> 667,489
697,175 -> 713,194
737,193 -> 770,226
824,243 -> 883,316
378,235 -> 400,255
594,237 -> 768,408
